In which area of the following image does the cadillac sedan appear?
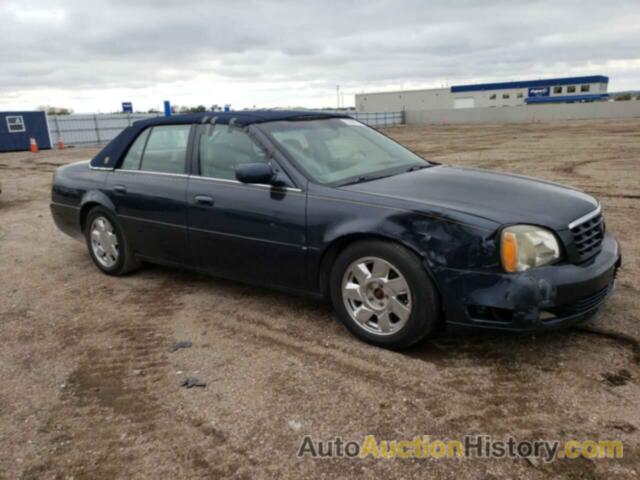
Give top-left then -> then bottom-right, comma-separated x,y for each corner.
50,111 -> 621,349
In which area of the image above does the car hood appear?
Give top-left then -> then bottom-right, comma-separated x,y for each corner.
341,165 -> 598,230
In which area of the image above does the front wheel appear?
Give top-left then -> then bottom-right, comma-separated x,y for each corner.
330,240 -> 440,349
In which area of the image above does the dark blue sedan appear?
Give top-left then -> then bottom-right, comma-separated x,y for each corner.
50,111 -> 620,348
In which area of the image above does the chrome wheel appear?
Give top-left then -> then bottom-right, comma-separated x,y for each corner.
90,216 -> 119,268
341,256 -> 412,336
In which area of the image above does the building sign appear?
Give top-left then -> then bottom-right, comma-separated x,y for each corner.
122,102 -> 133,113
528,87 -> 550,97
6,115 -> 26,133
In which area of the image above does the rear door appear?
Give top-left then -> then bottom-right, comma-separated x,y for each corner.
186,124 -> 307,290
105,124 -> 193,265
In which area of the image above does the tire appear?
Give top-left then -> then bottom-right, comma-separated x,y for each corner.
330,240 -> 439,349
84,206 -> 140,276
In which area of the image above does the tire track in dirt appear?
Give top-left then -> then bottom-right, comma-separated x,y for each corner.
191,289 -> 638,435
551,158 -> 600,176
196,299 -> 639,480
19,276 -> 235,479
196,304 -> 569,432
0,199 -> 38,211
210,311 -> 450,404
22,325 -> 170,478
596,193 -> 640,200
575,326 -> 640,365
21,293 -> 174,477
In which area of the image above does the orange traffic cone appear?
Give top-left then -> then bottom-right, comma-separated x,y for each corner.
29,137 -> 39,153
58,138 -> 65,150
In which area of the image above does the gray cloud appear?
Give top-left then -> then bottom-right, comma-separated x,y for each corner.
1,0 -> 639,109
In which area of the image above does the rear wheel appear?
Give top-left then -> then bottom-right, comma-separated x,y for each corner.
84,206 -> 139,275
330,240 -> 439,349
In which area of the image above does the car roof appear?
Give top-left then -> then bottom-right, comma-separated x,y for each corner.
91,110 -> 349,169
134,110 -> 348,127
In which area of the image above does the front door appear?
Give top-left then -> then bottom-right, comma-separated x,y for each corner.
187,124 -> 307,290
105,124 -> 192,265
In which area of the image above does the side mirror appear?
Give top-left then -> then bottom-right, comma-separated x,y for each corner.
235,163 -> 275,184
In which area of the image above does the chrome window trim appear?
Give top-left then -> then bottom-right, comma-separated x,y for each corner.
99,166 -> 302,192
568,205 -> 601,230
116,168 -> 190,178
89,123 -> 303,191
188,174 -> 303,193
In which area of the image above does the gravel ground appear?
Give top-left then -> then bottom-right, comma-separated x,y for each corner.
0,119 -> 638,479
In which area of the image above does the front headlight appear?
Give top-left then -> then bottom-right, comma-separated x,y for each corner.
500,225 -> 561,272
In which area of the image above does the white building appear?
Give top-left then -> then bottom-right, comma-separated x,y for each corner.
356,76 -> 609,113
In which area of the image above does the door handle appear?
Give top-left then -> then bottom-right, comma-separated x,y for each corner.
112,185 -> 127,195
194,195 -> 214,207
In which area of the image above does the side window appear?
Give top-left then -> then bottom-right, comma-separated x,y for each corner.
140,125 -> 190,174
120,128 -> 150,170
199,126 -> 268,180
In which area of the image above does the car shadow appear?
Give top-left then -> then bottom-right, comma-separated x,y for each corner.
135,263 -> 608,369
406,327 -> 597,370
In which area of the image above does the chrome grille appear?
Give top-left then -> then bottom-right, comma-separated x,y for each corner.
569,208 -> 604,261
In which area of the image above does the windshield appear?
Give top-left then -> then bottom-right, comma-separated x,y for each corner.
259,118 -> 430,185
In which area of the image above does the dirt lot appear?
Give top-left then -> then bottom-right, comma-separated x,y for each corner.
1,119 -> 639,479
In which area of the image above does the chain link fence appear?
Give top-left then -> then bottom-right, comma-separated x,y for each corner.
47,111 -> 404,147
48,113 -> 159,147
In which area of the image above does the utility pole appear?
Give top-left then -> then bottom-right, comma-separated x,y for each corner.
336,85 -> 340,109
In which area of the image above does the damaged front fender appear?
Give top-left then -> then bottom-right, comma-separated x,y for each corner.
305,182 -> 620,333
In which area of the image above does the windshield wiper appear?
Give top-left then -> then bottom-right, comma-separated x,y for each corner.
405,164 -> 430,172
338,162 -> 434,187
338,175 -> 390,186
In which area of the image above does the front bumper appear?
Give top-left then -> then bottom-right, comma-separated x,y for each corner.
435,233 -> 621,332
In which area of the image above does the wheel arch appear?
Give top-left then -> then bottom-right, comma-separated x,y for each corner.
317,232 -> 441,301
79,191 -> 116,232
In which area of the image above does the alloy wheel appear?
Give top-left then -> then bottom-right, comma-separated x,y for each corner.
341,256 -> 412,336
90,216 -> 119,268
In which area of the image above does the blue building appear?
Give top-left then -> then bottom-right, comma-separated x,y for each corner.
356,75 -> 610,112
0,111 -> 52,152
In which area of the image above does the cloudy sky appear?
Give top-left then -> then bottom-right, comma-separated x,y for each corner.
1,0 -> 639,112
